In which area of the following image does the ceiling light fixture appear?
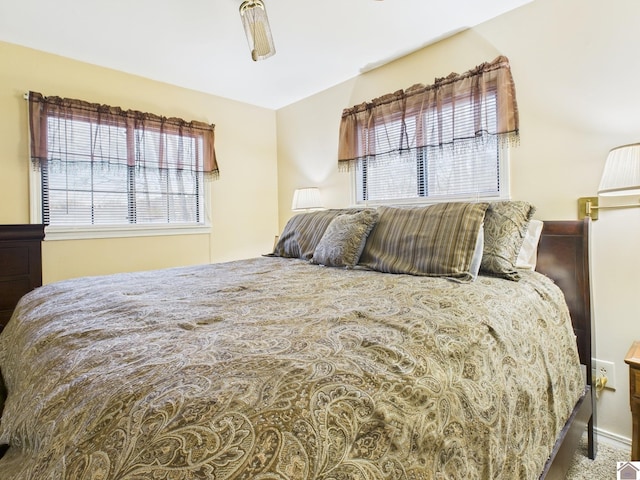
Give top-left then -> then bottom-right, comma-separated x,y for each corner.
239,0 -> 276,62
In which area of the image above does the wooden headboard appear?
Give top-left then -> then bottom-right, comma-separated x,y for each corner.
536,219 -> 593,378
535,218 -> 596,464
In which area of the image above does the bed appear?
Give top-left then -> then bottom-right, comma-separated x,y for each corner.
0,201 -> 595,479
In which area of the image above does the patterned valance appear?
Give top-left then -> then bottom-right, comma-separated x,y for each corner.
338,55 -> 519,170
28,91 -> 219,178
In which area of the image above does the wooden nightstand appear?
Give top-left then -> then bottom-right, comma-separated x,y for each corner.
625,340 -> 640,460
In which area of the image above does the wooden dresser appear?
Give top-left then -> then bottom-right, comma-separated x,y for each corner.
625,340 -> 640,461
0,224 -> 45,332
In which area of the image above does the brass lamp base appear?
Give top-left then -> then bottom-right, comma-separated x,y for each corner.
578,197 -> 599,221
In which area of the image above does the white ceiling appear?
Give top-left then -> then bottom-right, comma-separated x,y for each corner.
0,0 -> 532,110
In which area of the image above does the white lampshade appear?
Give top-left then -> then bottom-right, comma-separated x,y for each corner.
598,143 -> 640,196
291,188 -> 323,211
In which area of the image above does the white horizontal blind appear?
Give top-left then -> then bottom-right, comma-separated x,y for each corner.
356,92 -> 503,203
42,116 -> 204,227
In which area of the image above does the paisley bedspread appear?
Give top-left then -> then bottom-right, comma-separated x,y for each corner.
0,256 -> 584,479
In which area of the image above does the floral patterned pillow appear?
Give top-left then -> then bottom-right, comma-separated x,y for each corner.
272,209 -> 361,260
311,210 -> 378,268
480,201 -> 536,280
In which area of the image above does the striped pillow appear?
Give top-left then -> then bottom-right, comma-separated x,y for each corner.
273,209 -> 364,260
358,202 -> 489,281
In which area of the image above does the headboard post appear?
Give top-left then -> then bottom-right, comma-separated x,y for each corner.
536,217 -> 596,458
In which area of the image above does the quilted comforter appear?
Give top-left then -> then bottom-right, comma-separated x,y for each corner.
0,256 -> 584,479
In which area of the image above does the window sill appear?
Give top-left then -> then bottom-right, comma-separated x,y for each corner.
43,223 -> 211,241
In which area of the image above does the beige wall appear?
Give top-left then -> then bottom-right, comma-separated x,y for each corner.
277,0 -> 640,444
0,41 -> 279,283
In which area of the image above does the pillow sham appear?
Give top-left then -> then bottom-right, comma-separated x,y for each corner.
272,208 -> 364,260
480,201 -> 536,280
311,209 -> 379,268
358,202 -> 489,281
516,219 -> 544,270
469,225 -> 485,280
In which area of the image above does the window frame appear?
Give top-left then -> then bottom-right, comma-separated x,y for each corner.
351,92 -> 511,207
350,143 -> 511,207
339,56 -> 519,207
26,93 -> 214,241
29,165 -> 211,241
351,146 -> 511,207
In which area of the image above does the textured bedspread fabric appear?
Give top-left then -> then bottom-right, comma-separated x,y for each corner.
0,257 -> 584,480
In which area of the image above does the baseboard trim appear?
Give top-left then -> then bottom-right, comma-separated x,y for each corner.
596,427 -> 631,451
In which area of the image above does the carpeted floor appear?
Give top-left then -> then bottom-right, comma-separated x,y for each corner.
566,435 -> 630,479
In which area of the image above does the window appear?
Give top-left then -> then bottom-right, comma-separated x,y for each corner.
28,92 -> 218,239
355,93 -> 505,203
338,56 -> 519,205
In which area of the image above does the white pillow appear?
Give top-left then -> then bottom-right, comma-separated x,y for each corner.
469,225 -> 484,280
516,219 -> 543,270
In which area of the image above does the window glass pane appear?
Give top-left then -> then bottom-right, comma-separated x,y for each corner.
42,116 -> 205,228
358,152 -> 419,202
356,92 -> 505,203
45,159 -> 129,226
167,171 -> 202,223
134,169 -> 202,224
427,147 -> 499,198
